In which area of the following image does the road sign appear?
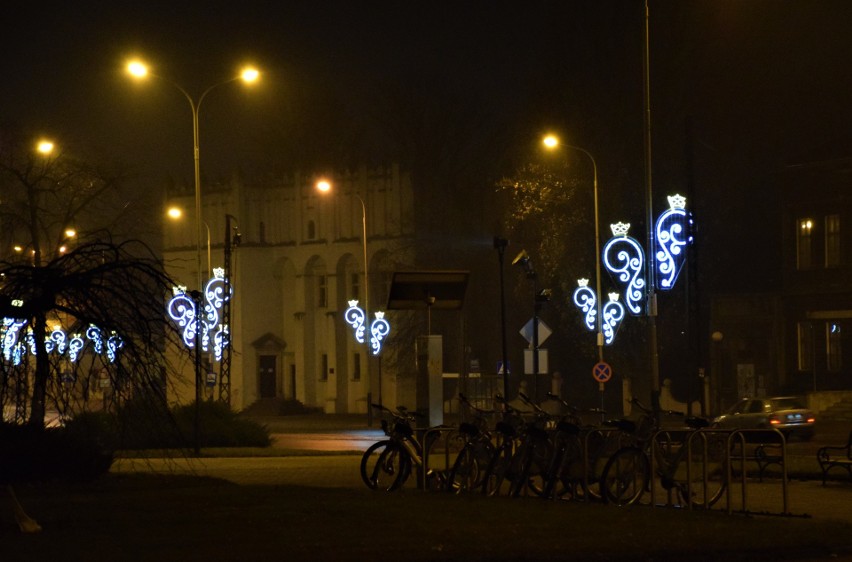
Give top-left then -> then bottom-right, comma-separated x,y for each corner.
592,361 -> 612,383
519,318 -> 552,345
497,361 -> 511,375
524,349 -> 548,374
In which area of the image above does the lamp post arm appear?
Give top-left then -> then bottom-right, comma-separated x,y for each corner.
564,144 -> 604,363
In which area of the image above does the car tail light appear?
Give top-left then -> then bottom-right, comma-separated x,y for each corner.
807,417 -> 815,423
769,416 -> 781,425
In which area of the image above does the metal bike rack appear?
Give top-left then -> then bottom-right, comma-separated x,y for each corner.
725,428 -> 789,515
580,427 -> 628,502
417,425 -> 461,490
648,428 -> 730,510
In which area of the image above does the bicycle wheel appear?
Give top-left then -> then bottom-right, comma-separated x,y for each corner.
547,434 -> 587,501
447,440 -> 493,494
482,444 -> 513,497
600,446 -> 649,506
360,440 -> 411,491
512,438 -> 552,498
676,435 -> 727,508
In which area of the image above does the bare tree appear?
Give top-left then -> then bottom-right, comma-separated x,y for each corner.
0,128 -> 183,428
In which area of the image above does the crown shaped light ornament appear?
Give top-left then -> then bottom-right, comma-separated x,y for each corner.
577,278 -> 589,287
610,222 -> 631,237
213,267 -> 225,279
608,293 -> 620,302
667,194 -> 686,210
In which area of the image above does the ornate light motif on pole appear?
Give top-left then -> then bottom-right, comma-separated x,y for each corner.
369,312 -> 390,356
602,293 -> 626,345
167,269 -> 232,361
344,299 -> 366,344
603,222 -> 646,316
655,194 -> 692,290
572,278 -> 597,332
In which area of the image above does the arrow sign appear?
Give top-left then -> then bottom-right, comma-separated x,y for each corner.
520,318 -> 552,345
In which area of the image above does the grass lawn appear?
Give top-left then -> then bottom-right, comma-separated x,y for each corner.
2,473 -> 852,561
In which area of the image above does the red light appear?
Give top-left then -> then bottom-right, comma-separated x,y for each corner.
769,416 -> 780,425
807,417 -> 815,423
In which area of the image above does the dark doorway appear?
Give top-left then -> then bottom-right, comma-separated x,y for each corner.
259,355 -> 277,398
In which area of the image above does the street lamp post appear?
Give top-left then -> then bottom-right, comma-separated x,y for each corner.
127,59 -> 259,454
316,179 -> 373,426
493,237 -> 509,400
542,135 -> 604,363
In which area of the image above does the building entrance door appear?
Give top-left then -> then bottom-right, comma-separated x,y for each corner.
259,355 -> 277,398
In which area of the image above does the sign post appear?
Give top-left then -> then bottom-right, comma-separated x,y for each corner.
593,361 -> 612,421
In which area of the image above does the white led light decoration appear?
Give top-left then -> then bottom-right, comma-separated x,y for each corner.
602,293 -> 626,345
167,289 -> 197,348
68,334 -> 85,362
344,299 -> 366,344
572,278 -> 596,331
2,318 -> 27,362
48,327 -> 67,355
655,194 -> 692,290
107,332 -> 124,363
86,324 -> 104,354
370,311 -> 391,356
603,222 -> 646,316
166,271 -> 233,361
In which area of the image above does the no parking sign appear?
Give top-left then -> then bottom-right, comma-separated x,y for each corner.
592,362 -> 612,383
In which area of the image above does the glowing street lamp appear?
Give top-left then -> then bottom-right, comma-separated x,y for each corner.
36,140 -> 54,155
127,58 -> 259,454
316,178 -> 382,425
126,58 -> 259,294
543,134 -> 605,361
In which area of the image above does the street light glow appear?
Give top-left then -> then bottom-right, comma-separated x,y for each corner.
127,60 -> 148,78
64,228 -> 77,238
316,179 -> 332,192
241,67 -> 260,83
36,140 -> 54,155
542,134 -> 559,149
167,206 -> 183,220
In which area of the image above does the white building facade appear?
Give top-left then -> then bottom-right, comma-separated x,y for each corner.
162,164 -> 415,413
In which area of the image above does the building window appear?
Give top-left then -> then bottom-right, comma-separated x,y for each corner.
797,321 -> 814,371
307,220 -> 316,240
797,218 -> 814,270
318,275 -> 327,307
320,353 -> 328,381
826,214 -> 841,268
351,272 -> 360,301
827,321 -> 842,372
352,352 -> 361,381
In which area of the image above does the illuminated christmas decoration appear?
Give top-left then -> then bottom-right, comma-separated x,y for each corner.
572,278 -> 596,331
1,319 -> 123,365
68,334 -> 85,362
603,222 -> 646,316
602,293 -> 626,345
370,312 -> 391,356
655,194 -> 692,290
166,270 -> 233,362
344,300 -> 366,344
107,331 -> 124,363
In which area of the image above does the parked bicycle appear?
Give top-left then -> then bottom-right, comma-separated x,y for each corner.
445,394 -> 498,494
599,398 -> 727,508
360,403 -> 447,491
481,393 -> 551,498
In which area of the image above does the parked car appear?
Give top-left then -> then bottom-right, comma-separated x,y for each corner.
713,397 -> 815,440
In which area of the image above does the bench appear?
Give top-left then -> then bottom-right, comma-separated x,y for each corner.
817,430 -> 852,486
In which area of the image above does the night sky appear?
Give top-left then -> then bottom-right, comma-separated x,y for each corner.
4,0 -> 852,256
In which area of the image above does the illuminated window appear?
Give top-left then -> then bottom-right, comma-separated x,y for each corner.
352,352 -> 361,381
826,214 -> 841,268
318,275 -> 327,307
320,353 -> 328,381
827,322 -> 842,372
796,218 -> 814,270
797,321 -> 814,371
